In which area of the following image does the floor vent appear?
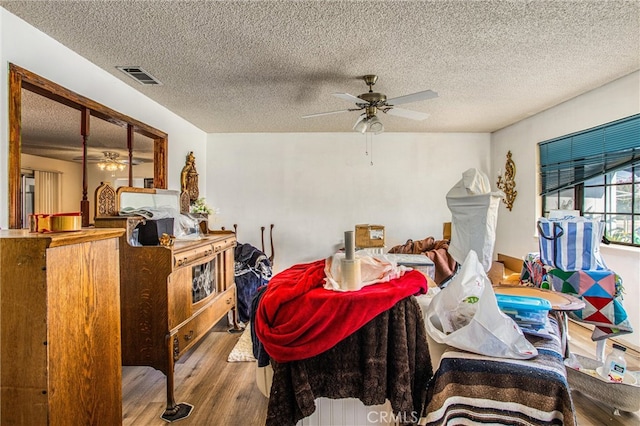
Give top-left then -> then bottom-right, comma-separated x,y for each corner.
116,66 -> 162,85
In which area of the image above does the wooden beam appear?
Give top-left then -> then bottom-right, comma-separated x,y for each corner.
154,137 -> 168,189
127,124 -> 134,186
81,108 -> 90,227
8,66 -> 22,229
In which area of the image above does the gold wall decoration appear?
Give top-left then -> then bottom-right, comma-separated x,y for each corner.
180,151 -> 200,203
497,150 -> 517,211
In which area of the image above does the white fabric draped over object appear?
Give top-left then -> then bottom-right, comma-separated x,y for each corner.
446,168 -> 503,272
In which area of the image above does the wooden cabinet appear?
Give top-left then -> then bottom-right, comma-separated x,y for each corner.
0,229 -> 125,425
95,217 -> 237,421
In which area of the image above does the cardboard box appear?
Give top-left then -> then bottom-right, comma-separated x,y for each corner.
488,253 -> 523,285
355,224 -> 385,248
443,222 -> 451,241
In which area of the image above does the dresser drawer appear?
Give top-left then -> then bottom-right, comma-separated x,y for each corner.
171,287 -> 236,361
173,244 -> 215,268
213,237 -> 236,253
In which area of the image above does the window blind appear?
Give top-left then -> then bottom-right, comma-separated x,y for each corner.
539,113 -> 640,195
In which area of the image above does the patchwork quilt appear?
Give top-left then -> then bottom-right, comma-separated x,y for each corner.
520,253 -> 633,341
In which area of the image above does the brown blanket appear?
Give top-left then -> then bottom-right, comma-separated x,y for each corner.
388,237 -> 457,284
266,296 -> 431,426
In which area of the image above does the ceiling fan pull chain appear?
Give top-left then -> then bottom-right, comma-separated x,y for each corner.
370,135 -> 374,166
364,133 -> 369,156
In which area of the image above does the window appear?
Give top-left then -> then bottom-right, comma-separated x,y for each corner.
540,114 -> 640,247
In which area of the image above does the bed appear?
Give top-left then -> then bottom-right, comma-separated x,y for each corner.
421,315 -> 576,426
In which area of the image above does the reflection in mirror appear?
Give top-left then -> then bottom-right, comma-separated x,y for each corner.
9,63 -> 168,229
20,91 -> 156,226
86,115 -> 155,223
20,90 -> 83,222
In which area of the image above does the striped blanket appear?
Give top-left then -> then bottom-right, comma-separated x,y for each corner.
422,317 -> 576,426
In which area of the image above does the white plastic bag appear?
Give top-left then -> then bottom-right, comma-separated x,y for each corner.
424,250 -> 537,359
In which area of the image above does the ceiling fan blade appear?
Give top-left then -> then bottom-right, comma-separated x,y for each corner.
302,109 -> 352,119
385,107 -> 430,121
332,93 -> 366,104
386,90 -> 438,106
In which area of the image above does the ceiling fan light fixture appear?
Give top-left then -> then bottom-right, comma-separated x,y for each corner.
97,151 -> 127,172
353,115 -> 368,133
368,116 -> 384,134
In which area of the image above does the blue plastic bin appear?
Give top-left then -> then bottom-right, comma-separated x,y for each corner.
496,294 -> 552,326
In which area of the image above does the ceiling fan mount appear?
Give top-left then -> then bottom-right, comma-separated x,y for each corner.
302,74 -> 438,133
358,74 -> 387,106
363,74 -> 378,87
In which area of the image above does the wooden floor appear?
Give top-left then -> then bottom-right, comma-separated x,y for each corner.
122,320 -> 640,426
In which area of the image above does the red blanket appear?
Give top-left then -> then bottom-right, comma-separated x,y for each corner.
254,259 -> 427,363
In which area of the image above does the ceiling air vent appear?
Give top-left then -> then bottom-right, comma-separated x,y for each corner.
116,66 -> 162,86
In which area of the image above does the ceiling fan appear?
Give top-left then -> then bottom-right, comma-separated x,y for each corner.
72,151 -> 146,166
302,74 -> 438,134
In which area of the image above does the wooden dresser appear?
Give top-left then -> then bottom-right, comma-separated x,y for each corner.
0,228 -> 125,425
95,216 -> 237,421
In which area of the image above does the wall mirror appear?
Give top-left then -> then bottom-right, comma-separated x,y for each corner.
8,63 -> 168,229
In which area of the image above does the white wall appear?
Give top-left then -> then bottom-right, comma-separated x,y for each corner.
21,154 -> 83,214
207,132 -> 490,273
491,71 -> 640,349
0,8 -> 208,228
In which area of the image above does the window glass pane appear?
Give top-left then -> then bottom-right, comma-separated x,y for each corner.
610,184 -> 633,213
544,195 -> 559,211
635,183 -> 640,213
584,213 -> 604,222
584,186 -> 605,213
606,214 -> 633,243
610,168 -> 632,184
634,216 -> 640,245
584,175 -> 604,186
558,188 -> 575,210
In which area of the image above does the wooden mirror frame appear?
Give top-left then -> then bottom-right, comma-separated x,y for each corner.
8,63 -> 168,229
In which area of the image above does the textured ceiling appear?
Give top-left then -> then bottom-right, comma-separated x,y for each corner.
3,0 -> 640,140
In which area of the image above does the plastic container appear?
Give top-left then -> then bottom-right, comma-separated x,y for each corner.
495,294 -> 552,326
601,343 -> 627,383
565,354 -> 639,413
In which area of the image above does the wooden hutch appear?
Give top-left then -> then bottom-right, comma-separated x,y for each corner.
94,186 -> 238,421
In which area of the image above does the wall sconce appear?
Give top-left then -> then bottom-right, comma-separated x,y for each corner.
496,150 -> 517,211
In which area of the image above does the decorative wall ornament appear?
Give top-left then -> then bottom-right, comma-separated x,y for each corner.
180,151 -> 199,203
497,150 -> 517,211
